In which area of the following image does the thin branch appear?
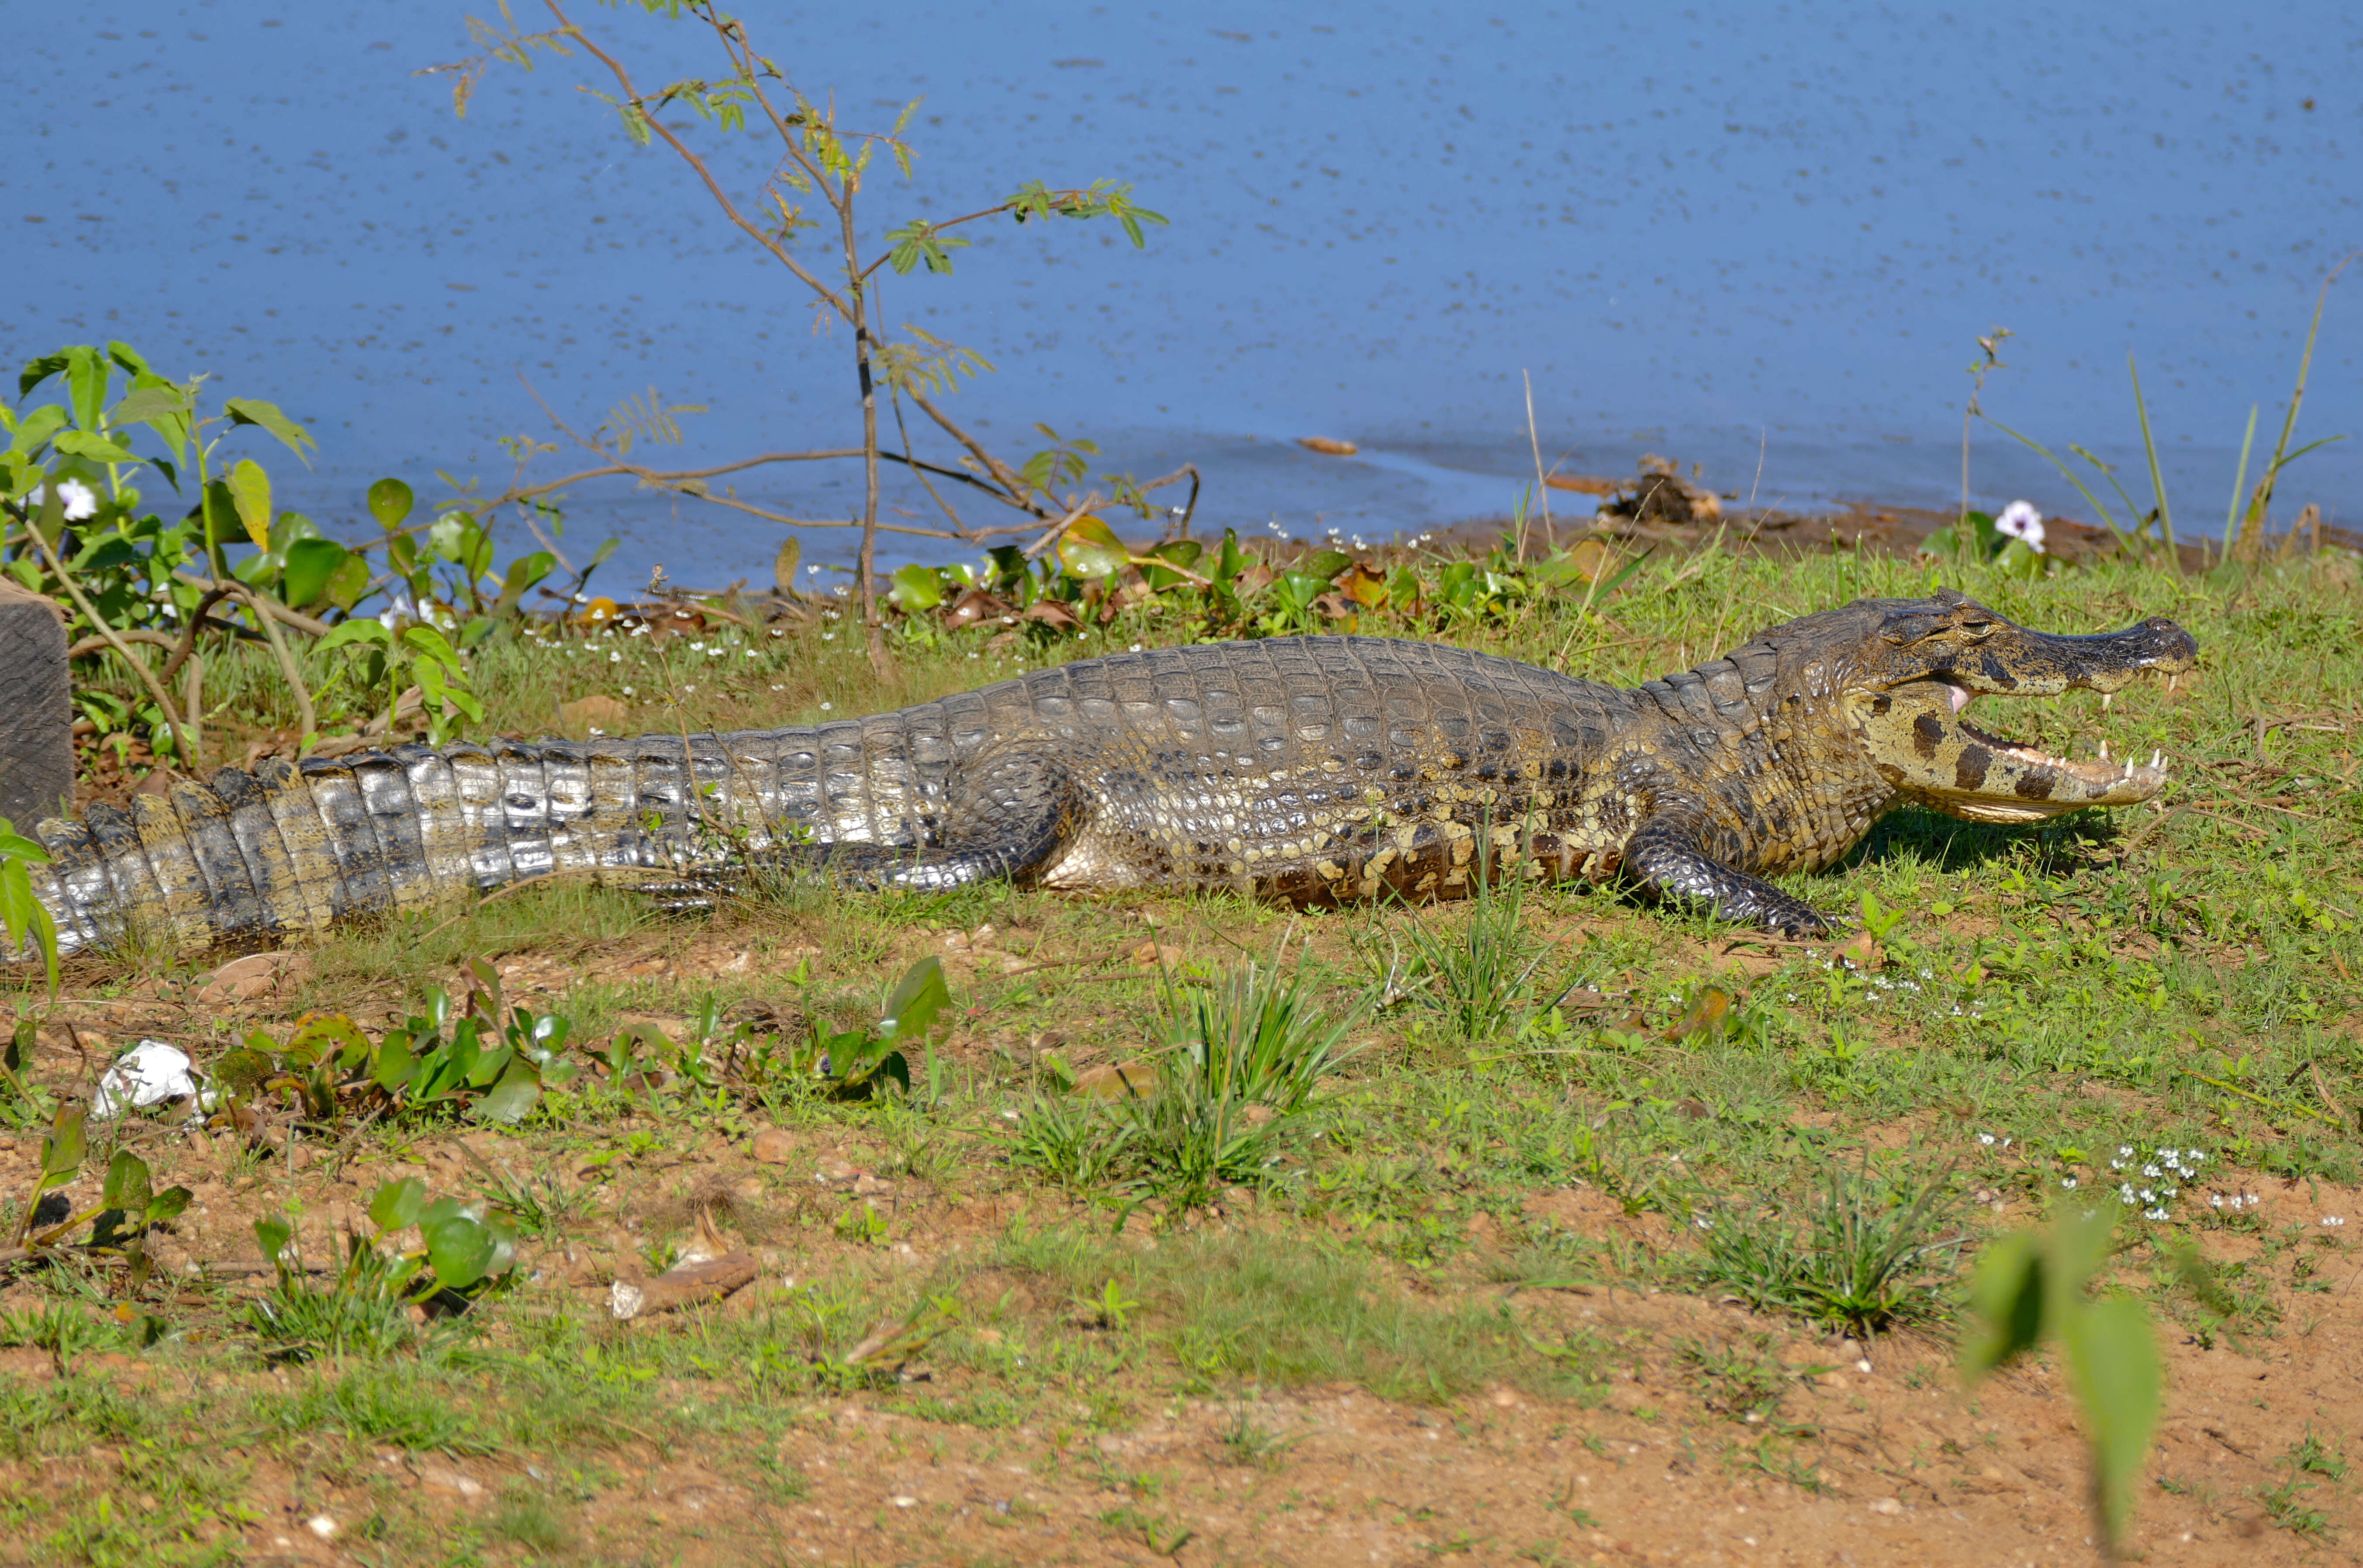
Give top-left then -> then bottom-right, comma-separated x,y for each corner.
905,385 -> 1045,514
160,586 -> 234,683
168,574 -> 334,638
544,0 -> 855,323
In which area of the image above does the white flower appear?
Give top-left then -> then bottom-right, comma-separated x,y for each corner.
2117,1146 -> 2133,1157
1995,500 -> 2046,553
2061,1177 -> 2079,1190
819,702 -> 832,710
2211,1194 -> 2225,1208
2142,1164 -> 2162,1178
2145,1207 -> 2170,1221
2326,1216 -> 2348,1228
1977,1133 -> 1996,1147
32,479 -> 102,521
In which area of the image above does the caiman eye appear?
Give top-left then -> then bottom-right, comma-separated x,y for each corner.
1957,620 -> 1996,641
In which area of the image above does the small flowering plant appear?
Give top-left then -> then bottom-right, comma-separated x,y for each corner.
1920,498 -> 2050,577
2042,1140 -> 2215,1224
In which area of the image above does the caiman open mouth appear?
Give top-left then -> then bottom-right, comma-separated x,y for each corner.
1857,664 -> 2183,824
1936,677 -> 2169,794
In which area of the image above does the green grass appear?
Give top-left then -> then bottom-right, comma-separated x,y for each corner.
10,542 -> 2361,1560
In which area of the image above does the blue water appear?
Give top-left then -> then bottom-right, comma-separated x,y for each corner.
10,1 -> 2358,587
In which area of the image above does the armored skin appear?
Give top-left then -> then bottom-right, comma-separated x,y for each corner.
21,589 -> 2196,956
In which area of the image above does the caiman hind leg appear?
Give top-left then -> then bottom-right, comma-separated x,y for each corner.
1624,811 -> 1837,937
638,749 -> 1081,905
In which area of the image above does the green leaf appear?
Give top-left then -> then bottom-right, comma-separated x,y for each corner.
5,404 -> 69,461
323,551 -> 371,610
108,386 -> 190,429
2062,1294 -> 2162,1547
888,563 -> 943,611
1298,548 -> 1352,581
38,1106 -> 85,1187
52,428 -> 138,463
491,551 -> 556,617
372,1031 -> 416,1092
317,617 -> 394,653
100,1149 -> 153,1215
278,537 -> 352,608
224,398 -> 317,466
17,352 -> 72,400
1057,514 -> 1130,579
878,955 -> 951,1042
227,459 -> 273,549
367,1177 -> 427,1233
145,1185 -> 192,1225
399,624 -> 464,673
421,1209 -> 496,1291
366,477 -> 415,528
1960,1230 -> 2043,1387
472,1059 -> 542,1125
253,1216 -> 294,1273
66,346 -> 108,432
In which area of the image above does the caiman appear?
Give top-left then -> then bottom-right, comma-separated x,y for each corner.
18,588 -> 2195,958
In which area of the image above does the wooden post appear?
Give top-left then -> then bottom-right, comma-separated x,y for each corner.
0,581 -> 72,832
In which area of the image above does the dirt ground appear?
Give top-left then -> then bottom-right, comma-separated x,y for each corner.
4,923 -> 2357,1568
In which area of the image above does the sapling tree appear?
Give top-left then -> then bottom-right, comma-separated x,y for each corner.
434,0 -> 1170,672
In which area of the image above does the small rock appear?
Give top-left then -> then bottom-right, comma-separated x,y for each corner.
815,1157 -> 857,1184
852,1173 -> 893,1196
1869,1497 -> 1903,1516
1297,436 -> 1359,456
1129,941 -> 1180,967
1241,1103 -> 1278,1127
305,1516 -> 339,1540
416,1462 -> 485,1499
750,1127 -> 795,1165
195,950 -> 313,1006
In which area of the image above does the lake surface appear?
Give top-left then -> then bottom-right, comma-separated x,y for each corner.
11,1 -> 2360,587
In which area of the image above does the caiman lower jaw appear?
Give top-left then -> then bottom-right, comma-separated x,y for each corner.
1953,711 -> 2171,798
1869,674 -> 2175,823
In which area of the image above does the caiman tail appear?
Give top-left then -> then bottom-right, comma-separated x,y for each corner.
24,725 -> 960,960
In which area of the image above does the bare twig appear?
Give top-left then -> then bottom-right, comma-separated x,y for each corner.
169,573 -> 334,638
160,586 -> 234,683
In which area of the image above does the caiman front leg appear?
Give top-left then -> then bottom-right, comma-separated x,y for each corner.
1624,808 -> 1837,937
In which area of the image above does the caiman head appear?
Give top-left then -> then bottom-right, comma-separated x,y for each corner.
1758,588 -> 2199,823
